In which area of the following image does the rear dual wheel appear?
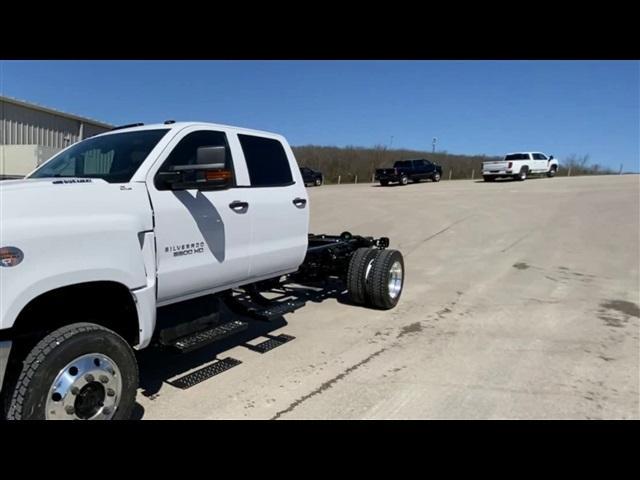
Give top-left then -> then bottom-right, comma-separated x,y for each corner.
347,248 -> 404,310
515,168 -> 528,181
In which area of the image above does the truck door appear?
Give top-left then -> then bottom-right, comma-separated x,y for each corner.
235,133 -> 309,281
412,160 -> 423,179
423,160 -> 435,178
146,127 -> 253,304
532,153 -> 547,172
539,153 -> 550,172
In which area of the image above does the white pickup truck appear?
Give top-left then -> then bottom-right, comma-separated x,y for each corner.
0,121 -> 405,420
482,152 -> 559,181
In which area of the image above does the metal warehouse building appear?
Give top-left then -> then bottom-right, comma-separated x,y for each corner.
0,95 -> 113,178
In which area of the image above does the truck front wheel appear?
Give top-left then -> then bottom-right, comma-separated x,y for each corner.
400,175 -> 409,186
366,249 -> 404,310
6,323 -> 138,420
547,166 -> 557,178
432,172 -> 441,182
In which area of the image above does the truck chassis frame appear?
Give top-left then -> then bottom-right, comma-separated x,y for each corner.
296,231 -> 389,281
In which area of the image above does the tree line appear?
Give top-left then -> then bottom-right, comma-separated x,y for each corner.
292,146 -> 615,183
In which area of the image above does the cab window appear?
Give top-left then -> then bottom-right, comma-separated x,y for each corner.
238,134 -> 293,187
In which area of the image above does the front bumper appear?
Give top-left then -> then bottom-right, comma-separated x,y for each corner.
0,340 -> 12,394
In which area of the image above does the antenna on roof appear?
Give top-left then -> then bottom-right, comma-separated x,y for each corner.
111,123 -> 144,131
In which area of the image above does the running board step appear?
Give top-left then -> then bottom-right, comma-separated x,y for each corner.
245,334 -> 296,353
169,320 -> 249,353
168,357 -> 242,389
252,299 -> 307,321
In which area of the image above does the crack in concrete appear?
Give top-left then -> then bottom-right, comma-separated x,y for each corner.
406,216 -> 471,257
502,234 -> 529,253
270,346 -> 390,419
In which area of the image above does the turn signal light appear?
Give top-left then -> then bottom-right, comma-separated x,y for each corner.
205,170 -> 233,182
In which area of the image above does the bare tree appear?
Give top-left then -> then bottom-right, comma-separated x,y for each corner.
293,146 -> 612,184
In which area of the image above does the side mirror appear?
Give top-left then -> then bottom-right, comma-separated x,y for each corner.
549,155 -> 554,160
196,145 -> 226,166
156,145 -> 233,191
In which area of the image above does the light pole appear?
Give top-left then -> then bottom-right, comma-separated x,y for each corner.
432,137 -> 437,154
390,136 -> 394,149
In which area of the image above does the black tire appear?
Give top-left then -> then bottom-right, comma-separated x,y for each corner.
366,249 -> 405,310
315,177 -> 323,186
432,172 -> 441,182
400,175 -> 409,186
347,248 -> 380,305
380,180 -> 389,186
547,166 -> 557,178
515,167 -> 528,181
6,323 -> 138,420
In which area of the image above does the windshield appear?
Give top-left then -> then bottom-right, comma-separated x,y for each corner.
30,129 -> 169,183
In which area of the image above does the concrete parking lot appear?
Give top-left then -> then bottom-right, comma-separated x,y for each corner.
137,175 -> 640,419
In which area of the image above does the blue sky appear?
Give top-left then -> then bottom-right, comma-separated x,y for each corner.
1,60 -> 638,171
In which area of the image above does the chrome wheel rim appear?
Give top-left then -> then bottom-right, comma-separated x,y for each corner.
46,353 -> 122,420
388,261 -> 403,299
434,173 -> 440,181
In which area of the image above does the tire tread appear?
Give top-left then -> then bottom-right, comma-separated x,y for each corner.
6,323 -> 137,420
366,249 -> 404,309
347,248 -> 380,305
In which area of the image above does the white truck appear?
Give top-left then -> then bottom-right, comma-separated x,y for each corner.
482,152 -> 559,181
0,121 -> 405,420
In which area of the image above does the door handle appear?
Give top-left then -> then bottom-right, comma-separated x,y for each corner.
229,200 -> 249,213
293,197 -> 307,208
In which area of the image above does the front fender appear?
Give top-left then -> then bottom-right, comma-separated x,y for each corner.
0,221 -> 149,330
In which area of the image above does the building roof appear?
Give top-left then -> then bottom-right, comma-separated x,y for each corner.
0,95 -> 114,129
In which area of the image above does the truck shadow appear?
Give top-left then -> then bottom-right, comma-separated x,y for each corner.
474,176 -> 548,183
136,308 -> 288,400
134,279 -> 357,414
173,190 -> 226,262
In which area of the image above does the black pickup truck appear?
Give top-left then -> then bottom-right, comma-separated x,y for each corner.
375,159 -> 442,186
300,166 -> 324,186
